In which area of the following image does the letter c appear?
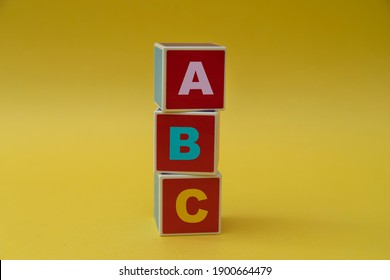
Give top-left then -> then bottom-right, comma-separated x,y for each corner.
176,189 -> 208,223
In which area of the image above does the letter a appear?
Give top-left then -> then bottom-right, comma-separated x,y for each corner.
178,62 -> 214,95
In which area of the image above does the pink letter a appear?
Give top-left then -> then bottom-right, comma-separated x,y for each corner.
178,62 -> 213,95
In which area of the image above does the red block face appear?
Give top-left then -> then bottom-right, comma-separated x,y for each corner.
155,110 -> 218,174
158,175 -> 221,235
166,50 -> 225,110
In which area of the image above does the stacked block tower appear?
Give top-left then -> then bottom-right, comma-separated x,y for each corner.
154,43 -> 226,236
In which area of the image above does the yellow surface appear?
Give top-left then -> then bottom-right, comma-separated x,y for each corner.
1,0 -> 390,259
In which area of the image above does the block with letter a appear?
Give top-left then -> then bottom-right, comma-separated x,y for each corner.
154,43 -> 225,111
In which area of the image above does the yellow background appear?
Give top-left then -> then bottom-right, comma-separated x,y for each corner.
1,0 -> 389,259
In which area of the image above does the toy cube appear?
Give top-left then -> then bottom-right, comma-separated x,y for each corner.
154,43 -> 226,111
154,109 -> 219,175
154,172 -> 221,236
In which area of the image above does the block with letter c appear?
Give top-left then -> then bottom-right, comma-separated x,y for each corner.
154,172 -> 221,236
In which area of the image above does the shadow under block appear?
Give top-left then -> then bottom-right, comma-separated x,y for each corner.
154,43 -> 226,112
154,109 -> 219,175
154,172 -> 221,236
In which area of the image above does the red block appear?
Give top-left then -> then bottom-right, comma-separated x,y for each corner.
154,43 -> 225,111
154,110 -> 219,174
154,173 -> 221,236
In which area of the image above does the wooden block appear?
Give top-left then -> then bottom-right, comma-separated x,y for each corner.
154,172 -> 221,236
154,109 -> 219,175
154,43 -> 225,111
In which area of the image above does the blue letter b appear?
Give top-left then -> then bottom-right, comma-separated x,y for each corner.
170,127 -> 200,160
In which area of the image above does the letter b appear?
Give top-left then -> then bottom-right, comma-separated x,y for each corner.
169,127 -> 200,160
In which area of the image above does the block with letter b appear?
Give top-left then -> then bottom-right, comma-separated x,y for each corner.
154,172 -> 221,236
154,43 -> 226,111
154,109 -> 219,174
